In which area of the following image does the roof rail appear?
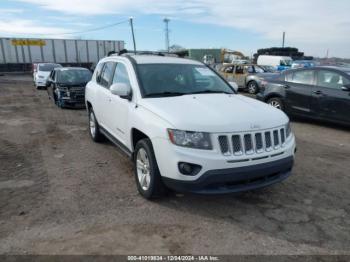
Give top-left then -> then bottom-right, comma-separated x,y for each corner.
109,49 -> 179,57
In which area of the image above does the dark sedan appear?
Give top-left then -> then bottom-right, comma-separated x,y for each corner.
47,67 -> 92,108
256,67 -> 350,125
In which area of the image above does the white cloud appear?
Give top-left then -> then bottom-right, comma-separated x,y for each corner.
0,19 -> 73,37
12,0 -> 350,57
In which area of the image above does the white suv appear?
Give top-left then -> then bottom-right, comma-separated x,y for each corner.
85,54 -> 296,199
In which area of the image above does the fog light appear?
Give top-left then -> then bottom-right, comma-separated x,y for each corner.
178,162 -> 201,176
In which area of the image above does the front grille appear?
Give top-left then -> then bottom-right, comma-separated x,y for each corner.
218,127 -> 287,156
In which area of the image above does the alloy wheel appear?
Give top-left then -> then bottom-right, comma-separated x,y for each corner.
136,148 -> 151,191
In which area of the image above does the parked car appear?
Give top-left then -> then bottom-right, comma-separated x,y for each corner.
256,67 -> 350,125
219,64 -> 279,94
257,55 -> 293,71
34,63 -> 62,89
85,54 -> 296,199
47,67 -> 92,108
291,60 -> 315,69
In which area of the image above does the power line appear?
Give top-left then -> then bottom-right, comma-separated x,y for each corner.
5,19 -> 129,36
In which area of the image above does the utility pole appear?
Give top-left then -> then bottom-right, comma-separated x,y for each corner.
282,32 -> 285,48
163,18 -> 170,53
129,17 -> 136,54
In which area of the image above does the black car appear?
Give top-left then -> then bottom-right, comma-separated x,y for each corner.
47,67 -> 92,108
256,67 -> 350,125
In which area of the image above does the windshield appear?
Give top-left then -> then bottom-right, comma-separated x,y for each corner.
138,64 -> 235,97
58,70 -> 92,84
254,66 -> 265,73
280,60 -> 292,66
260,65 -> 276,72
39,64 -> 61,72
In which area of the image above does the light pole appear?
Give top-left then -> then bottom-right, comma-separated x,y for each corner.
163,18 -> 170,53
129,17 -> 137,54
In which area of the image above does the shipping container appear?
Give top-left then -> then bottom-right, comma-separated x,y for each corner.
0,37 -> 124,72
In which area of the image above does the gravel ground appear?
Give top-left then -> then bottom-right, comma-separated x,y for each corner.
0,74 -> 349,255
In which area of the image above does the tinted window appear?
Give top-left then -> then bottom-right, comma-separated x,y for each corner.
99,62 -> 115,88
137,64 -> 234,97
317,70 -> 350,89
58,70 -> 92,84
235,66 -> 244,74
113,63 -> 130,85
291,70 -> 314,85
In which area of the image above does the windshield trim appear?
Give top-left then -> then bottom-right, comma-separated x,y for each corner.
135,62 -> 237,99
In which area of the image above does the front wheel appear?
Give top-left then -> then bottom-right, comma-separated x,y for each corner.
134,139 -> 165,199
267,97 -> 284,110
247,81 -> 259,94
88,108 -> 104,142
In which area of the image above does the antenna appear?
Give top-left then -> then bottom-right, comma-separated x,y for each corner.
129,17 -> 137,54
163,18 -> 170,53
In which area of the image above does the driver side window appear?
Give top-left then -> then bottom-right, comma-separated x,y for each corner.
113,63 -> 131,85
317,70 -> 349,90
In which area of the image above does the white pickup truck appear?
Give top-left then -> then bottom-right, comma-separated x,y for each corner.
85,54 -> 296,199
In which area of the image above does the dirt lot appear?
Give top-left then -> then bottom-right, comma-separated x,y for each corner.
0,73 -> 350,255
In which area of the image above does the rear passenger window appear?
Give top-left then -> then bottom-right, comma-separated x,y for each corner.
291,70 -> 314,85
99,62 -> 115,88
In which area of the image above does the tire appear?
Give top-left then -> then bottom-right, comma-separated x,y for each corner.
134,138 -> 165,199
247,81 -> 259,94
267,97 -> 284,110
88,108 -> 104,142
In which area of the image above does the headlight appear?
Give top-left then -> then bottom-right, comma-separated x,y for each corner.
167,129 -> 212,150
286,122 -> 291,138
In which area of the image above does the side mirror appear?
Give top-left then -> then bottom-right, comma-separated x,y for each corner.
110,83 -> 132,100
341,85 -> 350,92
46,79 -> 52,87
229,81 -> 238,92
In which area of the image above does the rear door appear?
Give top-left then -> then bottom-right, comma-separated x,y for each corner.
314,69 -> 350,123
233,65 -> 247,87
284,69 -> 316,116
95,61 -> 116,129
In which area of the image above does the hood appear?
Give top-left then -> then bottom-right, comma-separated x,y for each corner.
139,94 -> 289,133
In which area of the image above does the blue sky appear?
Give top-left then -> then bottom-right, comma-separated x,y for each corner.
0,0 -> 349,58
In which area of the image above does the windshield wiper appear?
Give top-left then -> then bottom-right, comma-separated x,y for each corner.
189,90 -> 233,95
144,92 -> 186,98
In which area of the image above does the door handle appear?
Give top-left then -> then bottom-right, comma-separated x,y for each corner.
313,90 -> 322,95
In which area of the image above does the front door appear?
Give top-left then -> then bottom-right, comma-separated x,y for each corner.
106,62 -> 132,144
314,69 -> 350,123
284,69 -> 316,116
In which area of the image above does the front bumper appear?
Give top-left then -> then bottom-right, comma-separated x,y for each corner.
35,80 -> 47,87
162,156 -> 293,194
152,132 -> 296,194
